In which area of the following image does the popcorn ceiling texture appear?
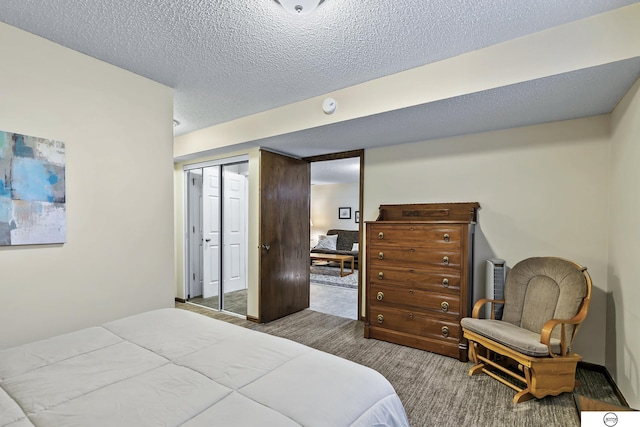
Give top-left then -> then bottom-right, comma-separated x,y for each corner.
1,0 -> 638,149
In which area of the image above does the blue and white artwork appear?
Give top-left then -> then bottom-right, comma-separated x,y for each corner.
0,131 -> 66,245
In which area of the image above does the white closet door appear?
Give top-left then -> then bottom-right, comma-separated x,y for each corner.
223,170 -> 247,293
202,166 -> 221,299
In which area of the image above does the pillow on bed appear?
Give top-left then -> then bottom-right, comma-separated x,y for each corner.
314,234 -> 338,250
351,243 -> 359,252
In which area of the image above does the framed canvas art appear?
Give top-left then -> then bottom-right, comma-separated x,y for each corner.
0,131 -> 66,245
338,207 -> 351,220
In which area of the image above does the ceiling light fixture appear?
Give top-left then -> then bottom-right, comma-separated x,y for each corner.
274,0 -> 325,15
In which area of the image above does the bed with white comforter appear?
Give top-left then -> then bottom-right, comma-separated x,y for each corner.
0,308 -> 409,427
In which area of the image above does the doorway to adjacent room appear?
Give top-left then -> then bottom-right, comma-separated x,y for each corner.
307,151 -> 363,320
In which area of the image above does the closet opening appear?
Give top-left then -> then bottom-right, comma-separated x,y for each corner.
183,156 -> 249,316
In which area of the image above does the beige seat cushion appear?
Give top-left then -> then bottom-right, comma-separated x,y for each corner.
461,317 -> 561,357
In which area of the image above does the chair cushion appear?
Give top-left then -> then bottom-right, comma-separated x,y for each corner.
501,257 -> 587,340
461,317 -> 561,357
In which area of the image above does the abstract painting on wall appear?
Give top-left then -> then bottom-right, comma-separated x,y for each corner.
0,131 -> 66,245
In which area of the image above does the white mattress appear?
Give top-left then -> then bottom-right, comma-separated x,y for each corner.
0,308 -> 409,426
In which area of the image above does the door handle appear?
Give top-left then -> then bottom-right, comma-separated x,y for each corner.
205,238 -> 211,242
260,244 -> 271,252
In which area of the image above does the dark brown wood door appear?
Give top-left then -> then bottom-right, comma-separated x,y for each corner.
259,150 -> 310,323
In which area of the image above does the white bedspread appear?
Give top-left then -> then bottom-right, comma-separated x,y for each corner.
0,308 -> 409,427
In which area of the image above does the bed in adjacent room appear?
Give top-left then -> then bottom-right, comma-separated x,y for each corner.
0,308 -> 409,427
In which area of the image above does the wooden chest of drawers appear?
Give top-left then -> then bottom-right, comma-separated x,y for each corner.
364,203 -> 479,361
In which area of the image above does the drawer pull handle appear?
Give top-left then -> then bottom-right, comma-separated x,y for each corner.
442,278 -> 449,287
378,252 -> 384,260
409,248 -> 415,252
378,272 -> 384,279
378,232 -> 384,239
376,292 -> 384,301
441,301 -> 449,312
377,314 -> 384,323
408,313 -> 414,319
409,289 -> 414,294
442,326 -> 449,337
442,256 -> 449,265
444,233 -> 450,242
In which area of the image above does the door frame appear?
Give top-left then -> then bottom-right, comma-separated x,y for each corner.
303,149 -> 364,320
182,155 -> 249,308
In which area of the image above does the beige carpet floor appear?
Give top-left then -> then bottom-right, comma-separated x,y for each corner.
188,289 -> 247,316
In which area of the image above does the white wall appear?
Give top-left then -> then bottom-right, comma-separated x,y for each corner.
609,77 -> 640,408
0,24 -> 175,349
364,116 -> 611,365
311,183 -> 359,245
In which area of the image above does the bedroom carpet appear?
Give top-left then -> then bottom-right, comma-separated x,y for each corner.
175,303 -> 625,427
188,289 -> 247,316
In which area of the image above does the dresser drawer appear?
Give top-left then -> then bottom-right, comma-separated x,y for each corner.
369,283 -> 460,316
368,265 -> 461,293
368,246 -> 461,269
369,224 -> 462,249
369,306 -> 460,342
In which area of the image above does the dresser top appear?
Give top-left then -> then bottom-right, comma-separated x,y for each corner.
373,202 -> 480,222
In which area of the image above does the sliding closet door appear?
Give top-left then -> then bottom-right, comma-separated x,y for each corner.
259,150 -> 310,323
222,166 -> 248,315
184,157 -> 250,312
202,166 -> 221,301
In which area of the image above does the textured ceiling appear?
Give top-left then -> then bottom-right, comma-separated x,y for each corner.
1,0 -> 640,160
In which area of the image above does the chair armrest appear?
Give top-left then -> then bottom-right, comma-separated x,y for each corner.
540,303 -> 590,357
471,298 -> 505,319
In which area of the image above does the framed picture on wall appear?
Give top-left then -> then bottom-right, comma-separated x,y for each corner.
355,211 -> 360,223
338,207 -> 351,220
0,130 -> 66,246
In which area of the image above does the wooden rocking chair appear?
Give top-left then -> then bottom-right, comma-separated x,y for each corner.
460,257 -> 592,403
